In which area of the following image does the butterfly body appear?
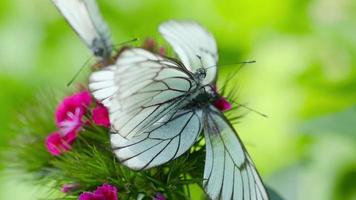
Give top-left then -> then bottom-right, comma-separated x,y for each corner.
184,85 -> 218,110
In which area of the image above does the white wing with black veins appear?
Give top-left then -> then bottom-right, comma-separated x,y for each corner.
203,105 -> 269,200
89,48 -> 198,139
111,109 -> 203,170
159,21 -> 218,84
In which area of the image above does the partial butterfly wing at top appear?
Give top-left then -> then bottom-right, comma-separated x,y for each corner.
159,21 -> 218,84
52,0 -> 112,58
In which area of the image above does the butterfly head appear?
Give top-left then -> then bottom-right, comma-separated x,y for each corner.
92,38 -> 111,58
194,67 -> 207,81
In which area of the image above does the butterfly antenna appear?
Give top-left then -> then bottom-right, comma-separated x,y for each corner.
196,55 -> 204,68
112,37 -> 139,48
219,60 -> 256,95
229,99 -> 268,118
206,60 -> 256,70
67,56 -> 93,87
224,60 -> 256,81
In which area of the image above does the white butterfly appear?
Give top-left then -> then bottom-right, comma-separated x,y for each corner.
89,21 -> 269,200
52,0 -> 112,59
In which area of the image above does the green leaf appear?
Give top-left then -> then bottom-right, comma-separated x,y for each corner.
267,186 -> 284,200
299,106 -> 356,139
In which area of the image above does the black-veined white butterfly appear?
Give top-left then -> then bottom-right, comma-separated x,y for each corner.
52,0 -> 112,59
89,21 -> 269,200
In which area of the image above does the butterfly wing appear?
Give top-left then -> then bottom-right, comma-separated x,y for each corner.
203,105 -> 269,200
111,108 -> 203,170
159,20 -> 218,84
89,48 -> 198,139
52,0 -> 112,58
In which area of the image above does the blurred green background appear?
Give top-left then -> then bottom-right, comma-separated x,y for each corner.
0,0 -> 355,199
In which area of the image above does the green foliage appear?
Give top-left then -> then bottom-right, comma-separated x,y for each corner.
5,93 -> 208,199
266,186 -> 285,200
5,93 -> 57,181
300,106 -> 356,139
5,85 -> 285,199
1,0 -> 355,199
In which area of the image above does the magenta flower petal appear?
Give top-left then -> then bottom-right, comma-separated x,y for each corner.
55,91 -> 92,142
56,91 -> 91,125
158,47 -> 166,56
213,97 -> 232,112
92,103 -> 110,128
78,184 -> 118,200
143,38 -> 156,51
45,132 -> 71,156
61,183 -> 80,194
63,129 -> 79,144
154,193 -> 166,200
78,192 -> 101,200
94,184 -> 118,200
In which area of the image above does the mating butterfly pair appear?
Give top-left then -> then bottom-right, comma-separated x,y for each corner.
52,0 -> 269,199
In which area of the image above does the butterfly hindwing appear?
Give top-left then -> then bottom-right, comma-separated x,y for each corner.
159,21 -> 218,84
52,0 -> 112,58
203,105 -> 269,200
111,108 -> 203,170
90,48 -> 198,139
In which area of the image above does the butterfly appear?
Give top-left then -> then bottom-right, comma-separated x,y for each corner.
89,20 -> 269,200
52,0 -> 112,60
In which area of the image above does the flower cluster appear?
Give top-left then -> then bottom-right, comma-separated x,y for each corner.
79,184 -> 118,200
73,183 -> 166,200
142,38 -> 166,56
45,91 -> 110,156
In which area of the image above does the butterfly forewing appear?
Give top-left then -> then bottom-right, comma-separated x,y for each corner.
90,48 -> 198,139
159,21 -> 218,84
52,0 -> 112,58
111,109 -> 203,170
203,105 -> 269,200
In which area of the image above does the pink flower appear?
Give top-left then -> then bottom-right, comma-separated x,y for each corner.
92,103 -> 110,128
143,38 -> 156,51
46,91 -> 92,156
79,184 -> 118,200
55,91 -> 91,138
213,97 -> 232,112
45,132 -> 71,156
158,47 -> 166,56
61,183 -> 80,194
212,85 -> 232,112
153,193 -> 166,200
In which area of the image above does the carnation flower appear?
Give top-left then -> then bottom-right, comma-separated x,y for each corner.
45,132 -> 71,156
55,90 -> 92,136
92,103 -> 110,128
45,91 -> 92,155
142,38 -> 166,56
61,183 -> 80,194
213,96 -> 232,112
212,86 -> 232,112
153,193 -> 166,200
158,47 -> 166,56
79,184 -> 118,200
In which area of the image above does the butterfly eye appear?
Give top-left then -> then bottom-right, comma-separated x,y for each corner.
93,47 -> 105,57
92,38 -> 106,57
195,68 -> 207,80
